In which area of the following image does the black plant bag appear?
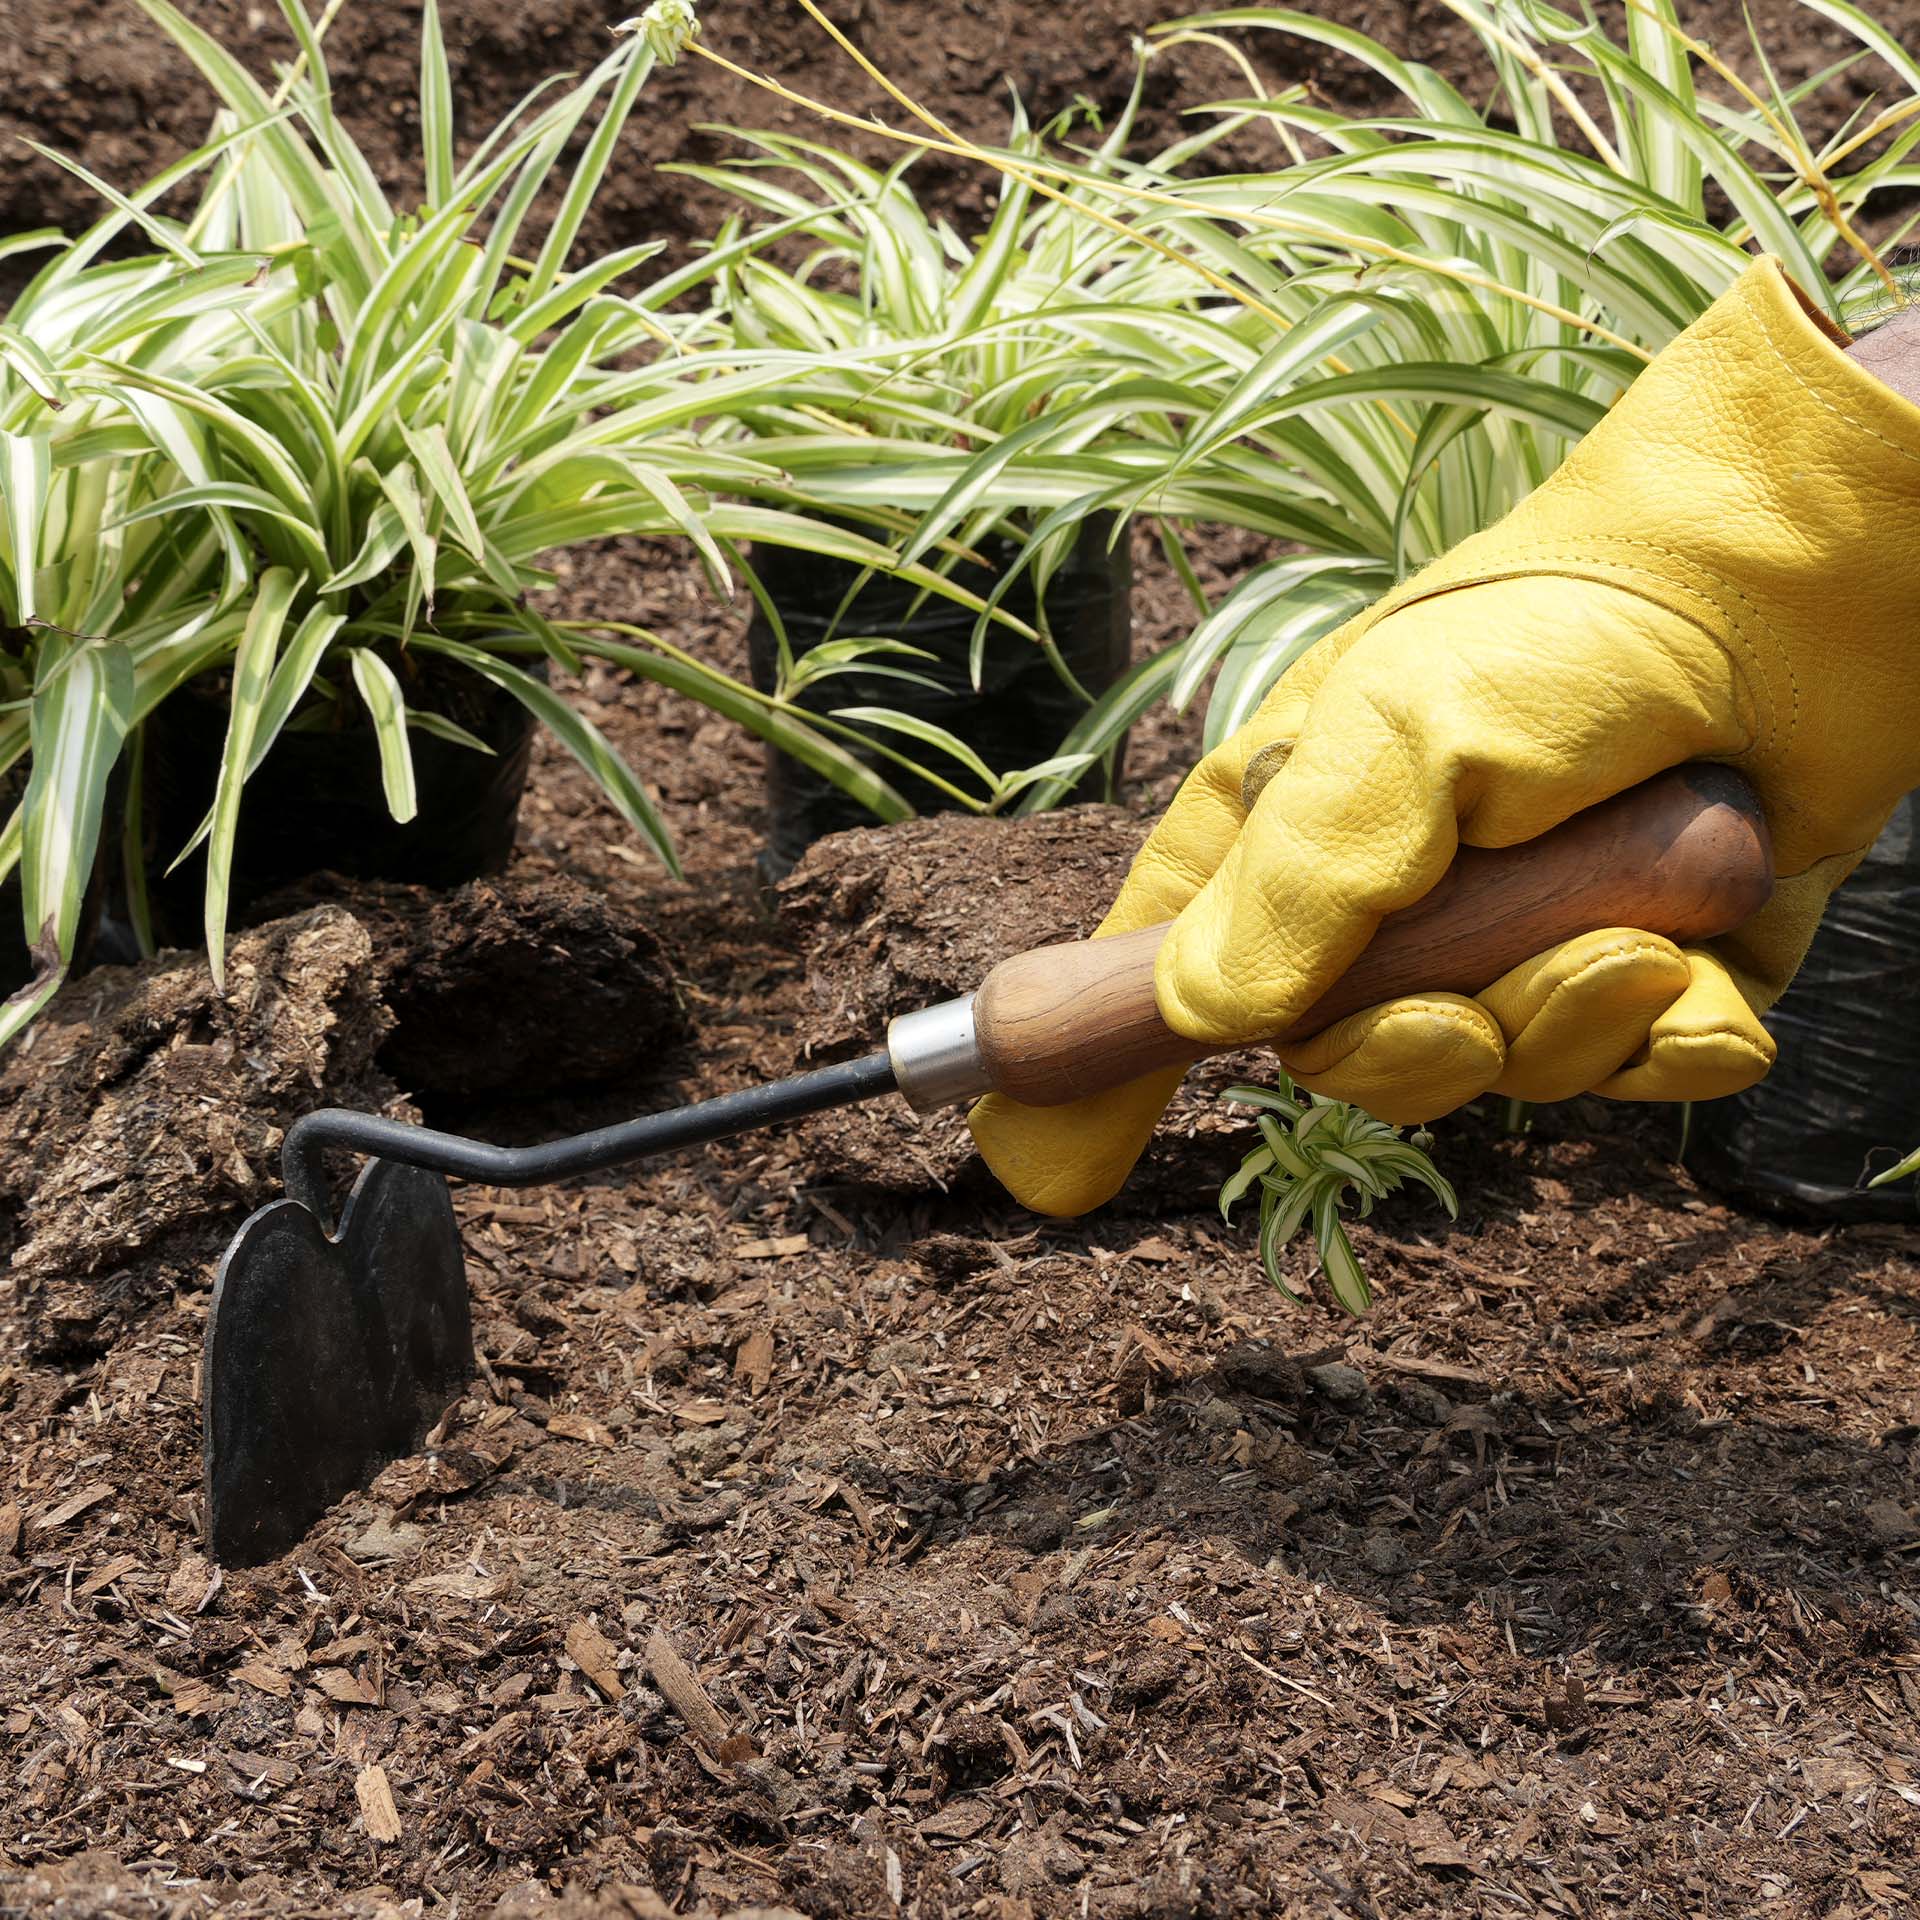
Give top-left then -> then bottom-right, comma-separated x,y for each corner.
746,519 -> 1133,876
136,660 -> 540,949
1690,791 -> 1920,1221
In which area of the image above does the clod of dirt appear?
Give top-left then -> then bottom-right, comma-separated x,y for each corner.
1863,1496 -> 1920,1544
1305,1361 -> 1372,1405
1360,1527 -> 1413,1576
0,908 -> 398,1358
779,804 -> 1142,1045
259,870 -> 687,1098
778,807 -> 1264,1208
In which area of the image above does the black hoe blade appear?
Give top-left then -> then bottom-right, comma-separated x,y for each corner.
204,1157 -> 472,1566
202,1051 -> 897,1565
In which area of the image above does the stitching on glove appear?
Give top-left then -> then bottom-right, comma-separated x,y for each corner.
1565,537 -> 1798,758
1653,1029 -> 1775,1069
1537,934 -> 1679,1005
1288,998 -> 1497,1068
1370,547 -> 1793,758
1749,276 -> 1920,470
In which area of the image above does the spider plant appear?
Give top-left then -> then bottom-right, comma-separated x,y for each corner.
692,0 -> 1920,807
0,196 -> 292,1043
1218,1076 -> 1457,1313
669,73 -> 1241,702
0,0 -> 1035,1041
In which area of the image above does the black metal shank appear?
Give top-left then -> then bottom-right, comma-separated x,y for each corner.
284,1051 -> 898,1229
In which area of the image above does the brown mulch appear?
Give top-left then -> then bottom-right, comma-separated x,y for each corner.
2,522 -> 1918,1919
5,5 -> 1920,1915
6,0 -> 1916,283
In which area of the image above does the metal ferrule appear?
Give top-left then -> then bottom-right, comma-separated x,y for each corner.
886,993 -> 989,1113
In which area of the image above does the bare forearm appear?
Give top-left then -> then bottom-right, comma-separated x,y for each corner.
1845,302 -> 1920,405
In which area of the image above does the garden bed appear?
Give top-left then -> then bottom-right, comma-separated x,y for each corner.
2,0 -> 1900,288
2,530 -> 1918,1920
7,1 -> 1920,1912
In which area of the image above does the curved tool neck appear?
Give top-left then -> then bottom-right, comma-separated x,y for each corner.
284,1050 -> 898,1233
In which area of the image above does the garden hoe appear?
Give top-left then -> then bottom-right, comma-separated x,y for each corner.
204,764 -> 1774,1564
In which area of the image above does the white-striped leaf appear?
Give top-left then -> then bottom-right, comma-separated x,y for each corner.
348,648 -> 418,824
20,633 -> 134,962
204,567 -> 298,990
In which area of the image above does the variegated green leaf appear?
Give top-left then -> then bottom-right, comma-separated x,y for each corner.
20,633 -> 134,961
204,567 -> 298,991
348,648 -> 418,824
0,433 -> 51,623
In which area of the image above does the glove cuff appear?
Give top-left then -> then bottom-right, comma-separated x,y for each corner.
1337,258 -> 1920,872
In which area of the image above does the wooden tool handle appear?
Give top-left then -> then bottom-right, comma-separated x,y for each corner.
972,764 -> 1774,1109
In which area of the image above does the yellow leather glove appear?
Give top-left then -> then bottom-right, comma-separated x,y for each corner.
972,257 -> 1920,1217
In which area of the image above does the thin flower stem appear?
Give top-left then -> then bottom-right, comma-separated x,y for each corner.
1818,94 -> 1920,170
686,36 -> 1653,361
183,0 -> 354,248
1620,0 -> 1899,297
1434,0 -> 1627,173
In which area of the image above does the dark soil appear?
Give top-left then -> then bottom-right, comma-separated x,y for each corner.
3,521 -> 1918,1918
5,5 -> 1920,1917
245,871 -> 688,1107
5,0 -> 1917,278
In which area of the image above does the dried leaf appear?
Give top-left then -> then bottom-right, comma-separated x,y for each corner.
645,1629 -> 731,1753
233,1660 -> 293,1699
1804,1755 -> 1876,1796
75,1553 -> 140,1598
224,1747 -> 298,1789
314,1667 -> 380,1707
164,1553 -> 218,1614
311,1634 -> 379,1666
170,1678 -> 228,1719
406,1568 -> 514,1604
735,1233 -> 809,1260
734,1327 -> 775,1395
36,1480 -> 113,1533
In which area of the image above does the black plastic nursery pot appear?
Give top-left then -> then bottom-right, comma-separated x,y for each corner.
745,517 -> 1134,876
136,653 -> 540,950
1690,790 -> 1920,1222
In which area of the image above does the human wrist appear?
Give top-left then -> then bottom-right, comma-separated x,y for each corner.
1844,302 -> 1920,407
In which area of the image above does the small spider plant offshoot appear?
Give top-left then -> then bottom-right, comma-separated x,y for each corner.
1219,1077 -> 1457,1316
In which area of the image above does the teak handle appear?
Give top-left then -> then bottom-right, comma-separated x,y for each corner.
971,764 -> 1774,1109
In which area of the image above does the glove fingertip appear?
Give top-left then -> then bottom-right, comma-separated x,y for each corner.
1281,993 -> 1505,1126
966,1093 -> 1141,1219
